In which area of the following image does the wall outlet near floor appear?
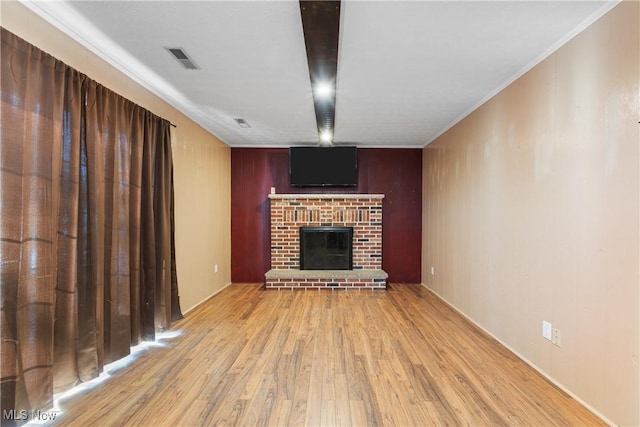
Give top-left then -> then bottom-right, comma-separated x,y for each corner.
430,266 -> 435,275
542,320 -> 552,340
552,328 -> 561,347
214,264 -> 218,273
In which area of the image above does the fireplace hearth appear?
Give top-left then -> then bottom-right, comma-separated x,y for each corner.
300,226 -> 353,270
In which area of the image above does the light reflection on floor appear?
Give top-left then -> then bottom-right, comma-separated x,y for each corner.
25,330 -> 183,426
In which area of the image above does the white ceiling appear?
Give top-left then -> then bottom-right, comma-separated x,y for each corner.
23,0 -> 617,148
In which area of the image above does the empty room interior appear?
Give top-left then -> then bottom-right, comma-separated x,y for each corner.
1,0 -> 638,426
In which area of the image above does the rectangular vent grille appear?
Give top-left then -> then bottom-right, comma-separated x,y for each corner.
165,47 -> 199,70
234,118 -> 251,128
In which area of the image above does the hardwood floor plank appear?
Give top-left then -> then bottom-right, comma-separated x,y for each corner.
304,336 -> 324,426
352,354 -> 384,425
334,373 -> 352,426
271,398 -> 292,427
286,338 -> 314,426
348,400 -> 369,426
238,373 -> 276,427
51,284 -> 606,426
320,399 -> 335,427
197,372 -> 237,425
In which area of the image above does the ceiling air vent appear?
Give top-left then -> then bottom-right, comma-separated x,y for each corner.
234,118 -> 251,128
165,47 -> 199,70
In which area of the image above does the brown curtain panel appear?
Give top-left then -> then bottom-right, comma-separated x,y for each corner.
0,28 -> 181,422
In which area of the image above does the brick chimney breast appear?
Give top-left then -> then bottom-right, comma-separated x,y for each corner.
265,194 -> 387,290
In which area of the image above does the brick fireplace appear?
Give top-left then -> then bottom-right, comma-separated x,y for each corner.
265,193 -> 387,290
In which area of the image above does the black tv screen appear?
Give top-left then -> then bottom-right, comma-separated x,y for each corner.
289,146 -> 357,186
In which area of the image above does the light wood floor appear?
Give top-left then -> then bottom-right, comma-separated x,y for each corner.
53,284 -> 604,426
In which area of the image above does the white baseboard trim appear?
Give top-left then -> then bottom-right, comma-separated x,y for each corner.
419,282 -> 616,427
181,281 -> 234,316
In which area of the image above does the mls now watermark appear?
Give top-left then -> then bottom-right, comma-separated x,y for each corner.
3,409 -> 59,422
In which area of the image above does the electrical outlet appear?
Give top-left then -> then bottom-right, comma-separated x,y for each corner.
552,328 -> 561,347
214,264 -> 218,273
542,321 -> 552,340
431,266 -> 435,275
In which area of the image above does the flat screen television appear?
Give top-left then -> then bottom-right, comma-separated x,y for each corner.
289,146 -> 357,186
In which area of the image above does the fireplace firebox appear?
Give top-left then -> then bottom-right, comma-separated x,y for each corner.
299,226 -> 353,270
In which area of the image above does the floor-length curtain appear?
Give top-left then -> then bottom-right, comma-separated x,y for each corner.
0,28 -> 181,422
0,26 -> 67,418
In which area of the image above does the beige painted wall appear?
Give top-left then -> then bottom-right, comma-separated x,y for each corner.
1,1 -> 232,313
422,2 -> 639,425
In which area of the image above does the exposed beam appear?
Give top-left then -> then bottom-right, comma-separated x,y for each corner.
299,0 -> 341,145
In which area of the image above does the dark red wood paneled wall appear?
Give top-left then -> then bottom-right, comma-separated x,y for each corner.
231,148 -> 422,283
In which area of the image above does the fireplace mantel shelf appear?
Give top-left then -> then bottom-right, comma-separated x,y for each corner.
268,193 -> 384,200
